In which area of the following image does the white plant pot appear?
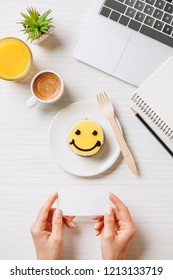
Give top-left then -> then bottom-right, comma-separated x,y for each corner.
32,26 -> 55,45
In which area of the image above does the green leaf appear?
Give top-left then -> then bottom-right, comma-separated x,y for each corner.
39,18 -> 53,26
40,28 -> 48,33
20,12 -> 30,20
26,7 -> 39,24
36,27 -> 40,38
37,9 -> 52,25
24,26 -> 35,32
18,20 -> 31,26
30,31 -> 35,39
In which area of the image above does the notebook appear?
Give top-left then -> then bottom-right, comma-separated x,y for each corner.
131,57 -> 173,154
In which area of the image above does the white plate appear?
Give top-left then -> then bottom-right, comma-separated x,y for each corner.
49,101 -> 121,177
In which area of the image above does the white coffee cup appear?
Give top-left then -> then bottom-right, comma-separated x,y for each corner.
26,70 -> 64,108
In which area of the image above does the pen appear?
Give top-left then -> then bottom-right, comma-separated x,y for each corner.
131,108 -> 173,157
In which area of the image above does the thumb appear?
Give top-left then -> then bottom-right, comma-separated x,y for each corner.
52,208 -> 63,239
103,206 -> 115,238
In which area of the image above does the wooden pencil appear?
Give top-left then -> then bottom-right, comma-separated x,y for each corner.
131,108 -> 173,157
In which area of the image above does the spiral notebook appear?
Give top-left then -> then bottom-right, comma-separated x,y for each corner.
131,57 -> 173,154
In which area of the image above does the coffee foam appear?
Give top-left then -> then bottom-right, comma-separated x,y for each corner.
33,72 -> 62,101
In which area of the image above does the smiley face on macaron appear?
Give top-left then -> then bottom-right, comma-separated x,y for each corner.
67,119 -> 104,156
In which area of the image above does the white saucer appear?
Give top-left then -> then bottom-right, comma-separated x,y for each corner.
49,100 -> 121,177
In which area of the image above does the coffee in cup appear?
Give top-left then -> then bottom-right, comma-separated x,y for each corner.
26,70 -> 64,108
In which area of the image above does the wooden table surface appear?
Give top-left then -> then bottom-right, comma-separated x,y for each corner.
0,0 -> 173,260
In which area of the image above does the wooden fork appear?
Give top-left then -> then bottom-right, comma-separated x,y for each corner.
97,92 -> 138,175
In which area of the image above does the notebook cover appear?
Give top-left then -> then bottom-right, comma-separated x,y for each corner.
132,57 -> 173,150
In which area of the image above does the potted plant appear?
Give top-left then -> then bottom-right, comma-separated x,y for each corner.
18,7 -> 54,45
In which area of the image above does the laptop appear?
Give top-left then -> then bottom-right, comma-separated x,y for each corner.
74,0 -> 173,86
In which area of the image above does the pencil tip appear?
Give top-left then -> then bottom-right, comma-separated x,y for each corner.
131,107 -> 137,115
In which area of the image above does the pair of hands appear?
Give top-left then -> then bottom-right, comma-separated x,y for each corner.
30,192 -> 136,260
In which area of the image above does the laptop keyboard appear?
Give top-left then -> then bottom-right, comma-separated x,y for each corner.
99,0 -> 173,48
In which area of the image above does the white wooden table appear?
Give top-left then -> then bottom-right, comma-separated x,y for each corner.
0,0 -> 173,260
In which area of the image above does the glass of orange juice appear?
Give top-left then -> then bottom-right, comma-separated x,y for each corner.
0,37 -> 32,81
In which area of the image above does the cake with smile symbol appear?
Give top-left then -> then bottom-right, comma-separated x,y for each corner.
67,119 -> 104,156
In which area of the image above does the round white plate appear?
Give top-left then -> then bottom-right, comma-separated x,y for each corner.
49,101 -> 121,177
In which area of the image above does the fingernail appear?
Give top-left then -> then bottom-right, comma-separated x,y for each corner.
56,209 -> 62,217
94,223 -> 99,229
69,221 -> 75,228
106,205 -> 113,215
53,192 -> 58,197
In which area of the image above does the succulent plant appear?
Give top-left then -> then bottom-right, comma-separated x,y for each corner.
18,7 -> 54,42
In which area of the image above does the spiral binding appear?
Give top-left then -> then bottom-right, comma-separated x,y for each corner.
132,93 -> 173,142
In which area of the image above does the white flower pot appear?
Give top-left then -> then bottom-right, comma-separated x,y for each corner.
32,26 -> 55,45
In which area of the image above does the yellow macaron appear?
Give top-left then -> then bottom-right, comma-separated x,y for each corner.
67,119 -> 104,156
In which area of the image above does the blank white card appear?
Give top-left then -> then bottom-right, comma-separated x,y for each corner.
57,187 -> 113,216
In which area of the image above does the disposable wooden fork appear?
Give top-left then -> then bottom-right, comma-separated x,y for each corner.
97,92 -> 138,175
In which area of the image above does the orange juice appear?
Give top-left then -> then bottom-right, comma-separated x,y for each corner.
0,37 -> 32,80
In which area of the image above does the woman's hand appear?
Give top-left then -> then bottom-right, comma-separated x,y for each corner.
92,192 -> 136,260
30,192 -> 75,260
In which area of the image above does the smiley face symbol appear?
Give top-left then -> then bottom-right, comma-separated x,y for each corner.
67,119 -> 104,156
